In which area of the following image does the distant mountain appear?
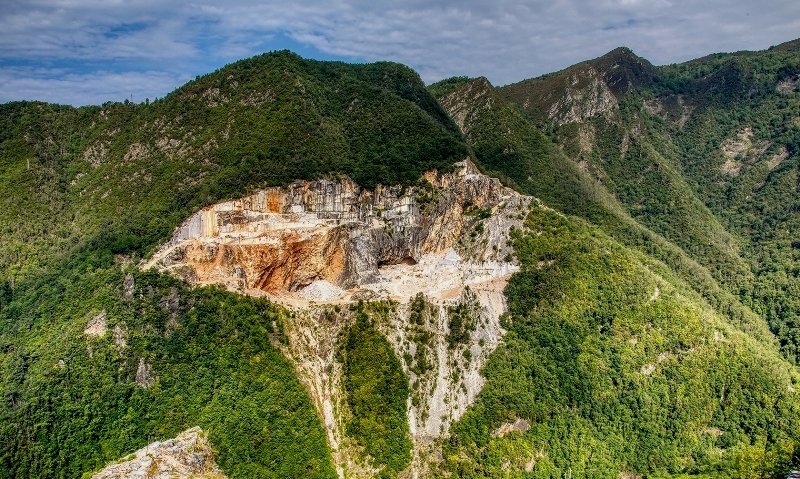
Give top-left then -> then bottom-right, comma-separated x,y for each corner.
501,47 -> 658,125
431,40 -> 800,363
429,40 -> 800,477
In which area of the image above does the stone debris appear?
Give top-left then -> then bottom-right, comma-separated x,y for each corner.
362,248 -> 518,303
300,280 -> 345,301
90,427 -> 226,479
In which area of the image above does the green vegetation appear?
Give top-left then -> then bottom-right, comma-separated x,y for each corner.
339,304 -> 412,477
446,287 -> 479,348
0,265 -> 334,479
428,48 -> 800,475
426,76 -> 473,99
649,51 -> 800,364
0,50 -> 469,280
440,206 -> 800,478
429,42 -> 800,367
407,293 -> 435,377
0,50 -> 468,478
5,40 -> 800,479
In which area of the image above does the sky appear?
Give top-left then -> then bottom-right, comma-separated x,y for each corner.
1,0 -> 799,106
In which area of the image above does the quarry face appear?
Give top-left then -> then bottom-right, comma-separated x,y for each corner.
144,161 -> 532,476
145,160 -> 525,305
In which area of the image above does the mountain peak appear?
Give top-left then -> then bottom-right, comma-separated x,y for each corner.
498,45 -> 658,124
588,46 -> 658,96
598,46 -> 637,60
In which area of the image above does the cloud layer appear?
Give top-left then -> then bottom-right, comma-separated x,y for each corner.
2,0 -> 800,105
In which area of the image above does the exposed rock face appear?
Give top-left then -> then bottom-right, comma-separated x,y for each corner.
545,67 -> 618,125
501,47 -> 656,125
135,357 -> 155,388
144,161 -> 532,477
493,418 -> 531,438
387,285 -> 510,440
499,64 -> 619,126
777,74 -> 799,94
719,126 -> 773,177
91,427 -> 226,479
767,146 -> 789,170
84,310 -> 108,337
437,77 -> 495,139
123,274 -> 135,301
145,160 -> 519,302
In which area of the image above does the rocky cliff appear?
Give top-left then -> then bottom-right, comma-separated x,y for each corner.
145,160 -> 522,305
144,161 -> 532,477
91,427 -> 225,479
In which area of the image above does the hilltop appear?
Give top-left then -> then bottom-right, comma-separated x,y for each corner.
2,39 -> 800,479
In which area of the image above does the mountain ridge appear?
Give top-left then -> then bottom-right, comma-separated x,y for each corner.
3,38 -> 800,479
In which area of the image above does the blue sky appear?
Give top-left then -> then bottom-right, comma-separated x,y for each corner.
2,0 -> 799,106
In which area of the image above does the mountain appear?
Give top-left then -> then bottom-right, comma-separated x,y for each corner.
432,41 -> 800,356
501,47 -> 658,125
0,51 -> 467,479
2,40 -> 800,479
431,40 -> 800,476
0,50 -> 468,277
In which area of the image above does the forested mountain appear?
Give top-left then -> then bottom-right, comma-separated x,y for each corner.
2,39 -> 800,479
432,38 -> 800,364
0,52 -> 465,478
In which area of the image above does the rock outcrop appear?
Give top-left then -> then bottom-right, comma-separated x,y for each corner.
436,77 -> 495,139
501,47 -> 657,125
135,357 -> 155,388
84,310 -> 108,337
144,161 -> 533,477
543,67 -> 619,125
91,427 -> 226,479
145,160 -> 521,304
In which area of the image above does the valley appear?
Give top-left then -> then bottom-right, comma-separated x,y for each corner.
2,38 -> 800,479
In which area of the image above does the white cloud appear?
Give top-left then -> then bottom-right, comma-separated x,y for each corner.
0,67 -> 186,105
187,0 -> 800,84
2,0 -> 800,105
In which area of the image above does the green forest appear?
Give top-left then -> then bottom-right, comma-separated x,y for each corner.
0,52 -> 462,477
2,38 -> 800,478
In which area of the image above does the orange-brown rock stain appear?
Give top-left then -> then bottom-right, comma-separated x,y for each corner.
266,190 -> 283,213
177,228 -> 351,294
